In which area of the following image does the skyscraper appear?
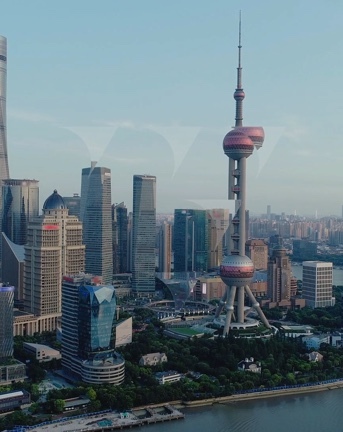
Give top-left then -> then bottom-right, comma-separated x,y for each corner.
2,179 -> 39,246
2,234 -> 25,303
245,239 -> 268,271
173,209 -> 208,273
207,209 -> 230,269
267,247 -> 291,304
158,220 -> 172,278
214,16 -> 270,335
24,190 -> 85,332
112,202 -> 128,274
132,175 -> 156,295
302,261 -> 335,308
0,283 -> 26,385
80,163 -> 113,284
63,193 -> 81,219
0,284 -> 14,360
0,36 -> 10,202
61,273 -> 125,384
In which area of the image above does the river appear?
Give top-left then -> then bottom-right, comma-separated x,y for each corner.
291,265 -> 343,286
140,387 -> 343,432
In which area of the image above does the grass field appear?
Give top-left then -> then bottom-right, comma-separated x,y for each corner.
171,327 -> 203,336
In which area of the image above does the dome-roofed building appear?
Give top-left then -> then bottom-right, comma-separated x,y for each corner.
43,189 -> 66,210
23,190 -> 85,333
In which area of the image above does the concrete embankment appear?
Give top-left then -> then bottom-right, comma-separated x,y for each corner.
182,381 -> 343,407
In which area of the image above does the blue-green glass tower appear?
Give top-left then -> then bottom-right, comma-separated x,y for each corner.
173,209 -> 208,273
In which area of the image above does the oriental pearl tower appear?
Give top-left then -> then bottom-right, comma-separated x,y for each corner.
214,15 -> 271,335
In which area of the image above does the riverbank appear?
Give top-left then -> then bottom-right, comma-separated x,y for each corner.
181,379 -> 343,408
128,378 -> 343,413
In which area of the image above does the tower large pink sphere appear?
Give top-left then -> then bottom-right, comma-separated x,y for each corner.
220,255 -> 254,287
223,130 -> 254,160
235,126 -> 265,149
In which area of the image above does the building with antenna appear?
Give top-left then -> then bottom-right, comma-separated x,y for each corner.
214,15 -> 271,336
0,36 -> 10,205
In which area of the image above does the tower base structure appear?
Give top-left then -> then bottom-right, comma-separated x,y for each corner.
214,255 -> 272,338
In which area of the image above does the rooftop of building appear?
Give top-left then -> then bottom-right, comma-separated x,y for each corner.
2,233 -> 25,261
13,309 -> 35,318
23,342 -> 60,353
43,189 -> 66,210
303,261 -> 333,266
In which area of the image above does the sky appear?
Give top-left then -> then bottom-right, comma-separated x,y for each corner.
1,0 -> 343,216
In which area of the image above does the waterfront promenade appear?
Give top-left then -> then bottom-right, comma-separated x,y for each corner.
7,405 -> 184,432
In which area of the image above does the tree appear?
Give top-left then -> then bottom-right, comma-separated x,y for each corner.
54,399 -> 65,413
87,400 -> 101,413
28,402 -> 40,414
86,387 -> 97,401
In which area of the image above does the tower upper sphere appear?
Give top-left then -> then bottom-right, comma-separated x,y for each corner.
235,126 -> 264,149
223,129 -> 254,160
234,89 -> 245,102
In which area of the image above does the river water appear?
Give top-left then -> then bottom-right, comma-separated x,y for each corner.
140,388 -> 343,432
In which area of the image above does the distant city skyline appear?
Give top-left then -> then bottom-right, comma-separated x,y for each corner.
1,1 -> 343,215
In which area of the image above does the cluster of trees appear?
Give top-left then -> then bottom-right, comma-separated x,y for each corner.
3,296 -> 343,425
286,286 -> 343,330
17,331 -> 343,413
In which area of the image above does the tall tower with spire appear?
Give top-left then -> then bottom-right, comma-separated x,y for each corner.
0,36 -> 10,194
215,15 -> 271,335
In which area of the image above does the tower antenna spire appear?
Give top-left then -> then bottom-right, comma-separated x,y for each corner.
234,10 -> 245,127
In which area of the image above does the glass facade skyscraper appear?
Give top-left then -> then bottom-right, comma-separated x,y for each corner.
63,193 -> 81,219
2,179 -> 39,246
173,209 -> 208,273
0,284 -> 14,360
62,274 -> 125,385
78,284 -> 116,359
132,175 -> 156,295
80,163 -> 113,284
112,202 -> 128,274
0,283 -> 26,385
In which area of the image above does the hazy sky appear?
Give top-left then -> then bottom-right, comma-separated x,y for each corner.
1,0 -> 343,216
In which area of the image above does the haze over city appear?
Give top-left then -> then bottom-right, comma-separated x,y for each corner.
1,0 -> 342,215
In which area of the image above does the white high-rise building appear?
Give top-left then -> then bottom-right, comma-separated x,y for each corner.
302,261 -> 335,308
